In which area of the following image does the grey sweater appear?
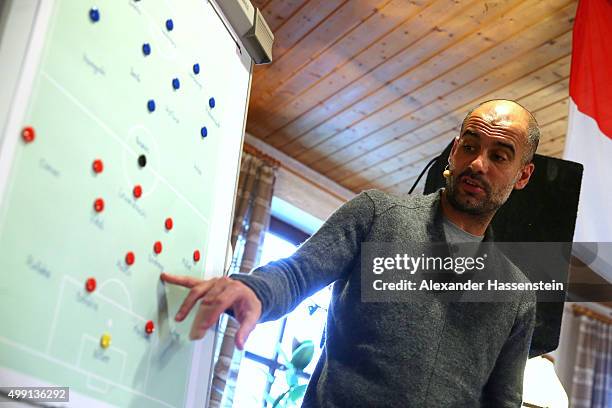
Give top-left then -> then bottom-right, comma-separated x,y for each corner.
230,189 -> 536,407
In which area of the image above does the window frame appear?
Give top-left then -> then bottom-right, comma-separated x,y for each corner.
241,216 -> 313,405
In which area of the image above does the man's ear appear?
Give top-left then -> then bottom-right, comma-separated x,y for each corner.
449,136 -> 460,159
514,162 -> 535,190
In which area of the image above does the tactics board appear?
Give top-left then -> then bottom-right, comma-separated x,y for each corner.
0,0 -> 253,406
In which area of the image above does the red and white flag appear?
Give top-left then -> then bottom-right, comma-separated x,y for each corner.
563,0 -> 612,252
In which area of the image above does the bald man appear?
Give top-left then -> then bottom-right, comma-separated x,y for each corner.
443,99 -> 537,233
163,99 -> 539,407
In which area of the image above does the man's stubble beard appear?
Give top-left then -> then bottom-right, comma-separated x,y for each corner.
445,170 -> 517,216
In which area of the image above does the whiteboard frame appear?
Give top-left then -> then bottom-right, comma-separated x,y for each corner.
0,0 -> 52,209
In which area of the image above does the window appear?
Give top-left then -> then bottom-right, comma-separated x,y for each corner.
232,217 -> 332,407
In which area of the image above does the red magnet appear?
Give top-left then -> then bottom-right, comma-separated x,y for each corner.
145,320 -> 155,334
92,159 -> 104,174
164,217 -> 173,231
133,185 -> 142,199
94,198 -> 105,213
125,251 -> 135,266
85,277 -> 97,293
193,249 -> 201,262
21,126 -> 35,143
153,241 -> 162,254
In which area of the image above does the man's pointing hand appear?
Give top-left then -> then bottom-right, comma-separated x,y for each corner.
160,273 -> 262,349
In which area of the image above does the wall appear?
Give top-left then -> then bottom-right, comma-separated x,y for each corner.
245,134 -> 355,222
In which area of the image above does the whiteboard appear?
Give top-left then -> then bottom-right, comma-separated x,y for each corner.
0,0 -> 252,406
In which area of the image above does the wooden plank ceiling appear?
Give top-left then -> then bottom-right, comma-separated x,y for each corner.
246,0 -> 577,195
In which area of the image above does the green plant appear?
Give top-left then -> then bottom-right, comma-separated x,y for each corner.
264,339 -> 315,407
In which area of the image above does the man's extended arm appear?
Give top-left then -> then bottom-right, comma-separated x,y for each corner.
480,291 -> 537,407
230,191 -> 375,322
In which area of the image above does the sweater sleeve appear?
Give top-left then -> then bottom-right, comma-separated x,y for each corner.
229,191 -> 375,322
480,291 -> 537,407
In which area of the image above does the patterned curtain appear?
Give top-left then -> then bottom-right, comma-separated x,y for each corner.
208,150 -> 277,408
570,315 -> 612,407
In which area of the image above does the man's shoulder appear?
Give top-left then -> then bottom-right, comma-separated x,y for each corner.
359,189 -> 440,217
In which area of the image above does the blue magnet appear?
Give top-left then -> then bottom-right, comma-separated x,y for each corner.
165,19 -> 174,31
200,127 -> 208,138
147,99 -> 156,112
172,78 -> 180,90
142,43 -> 151,56
89,8 -> 100,22
193,63 -> 200,75
208,97 -> 215,109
